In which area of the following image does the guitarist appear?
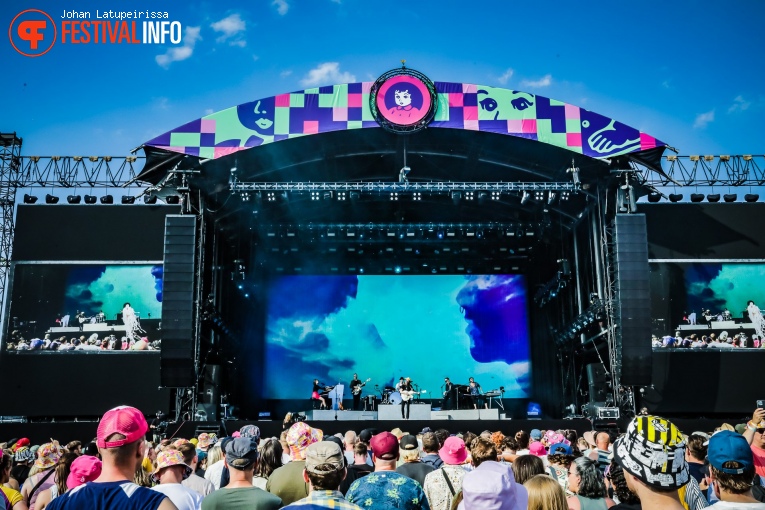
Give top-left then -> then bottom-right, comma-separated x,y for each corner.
399,377 -> 414,420
350,373 -> 362,410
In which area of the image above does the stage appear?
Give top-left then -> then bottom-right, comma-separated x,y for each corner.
307,407 -> 502,421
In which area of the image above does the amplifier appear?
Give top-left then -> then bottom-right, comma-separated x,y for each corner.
597,407 -> 620,419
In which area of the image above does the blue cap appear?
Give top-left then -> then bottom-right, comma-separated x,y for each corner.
530,429 -> 542,440
548,442 -> 573,455
707,430 -> 753,474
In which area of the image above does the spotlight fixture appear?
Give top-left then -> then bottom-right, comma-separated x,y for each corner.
450,191 -> 462,202
723,194 -> 737,203
394,265 -> 402,274
240,192 -> 251,202
311,191 -> 320,201
121,196 -> 136,204
100,195 -> 113,204
745,194 -> 759,203
547,191 -> 557,204
349,191 -> 361,201
412,192 -> 422,201
561,191 -> 571,201
491,191 -> 501,201
84,195 -> 97,204
66,195 -> 81,204
266,192 -> 276,202
690,193 -> 704,203
337,191 -> 347,201
707,194 -> 721,203
520,191 -> 530,205
23,194 -> 38,204
534,191 -> 544,202
465,191 -> 475,201
45,194 -> 59,204
143,195 -> 158,204
389,192 -> 399,201
647,192 -> 661,203
668,193 -> 683,202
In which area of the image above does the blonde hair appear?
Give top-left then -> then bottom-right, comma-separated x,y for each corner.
525,474 -> 568,510
401,449 -> 420,462
206,444 -> 223,466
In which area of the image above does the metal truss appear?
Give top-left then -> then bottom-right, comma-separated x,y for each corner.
15,156 -> 147,188
0,135 -> 22,327
230,181 -> 580,193
634,155 -> 765,187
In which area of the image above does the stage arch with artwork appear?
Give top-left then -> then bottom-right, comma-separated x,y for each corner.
144,68 -> 665,166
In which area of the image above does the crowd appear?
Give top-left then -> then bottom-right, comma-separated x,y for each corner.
2,405 -> 765,510
4,332 -> 159,352
652,331 -> 764,349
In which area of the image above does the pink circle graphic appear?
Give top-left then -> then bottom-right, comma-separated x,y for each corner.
376,75 -> 430,126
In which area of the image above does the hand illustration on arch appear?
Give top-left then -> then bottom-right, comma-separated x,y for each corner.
584,118 -> 640,156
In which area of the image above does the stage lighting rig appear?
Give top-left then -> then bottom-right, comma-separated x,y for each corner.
398,166 -> 411,183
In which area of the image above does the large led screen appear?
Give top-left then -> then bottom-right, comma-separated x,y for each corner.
264,275 -> 531,400
6,264 -> 163,351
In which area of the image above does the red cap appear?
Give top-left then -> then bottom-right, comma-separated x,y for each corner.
370,432 -> 399,460
96,406 -> 148,448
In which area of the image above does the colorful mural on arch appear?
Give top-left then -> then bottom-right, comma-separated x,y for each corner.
145,81 -> 664,161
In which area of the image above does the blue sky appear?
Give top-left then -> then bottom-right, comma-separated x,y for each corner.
1,0 -> 763,158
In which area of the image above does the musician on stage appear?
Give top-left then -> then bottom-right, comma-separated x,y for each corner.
400,377 -> 414,420
467,377 -> 487,409
442,377 -> 454,410
312,378 -> 328,409
350,373 -> 362,410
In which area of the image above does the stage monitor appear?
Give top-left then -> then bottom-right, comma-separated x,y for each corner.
5,262 -> 163,352
262,275 -> 531,400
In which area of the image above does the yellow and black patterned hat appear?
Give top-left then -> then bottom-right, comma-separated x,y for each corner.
613,415 -> 689,489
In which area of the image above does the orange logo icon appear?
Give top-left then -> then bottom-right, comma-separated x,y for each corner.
9,9 -> 57,57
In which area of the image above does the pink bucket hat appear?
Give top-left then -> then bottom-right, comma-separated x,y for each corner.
197,433 -> 218,451
529,441 -> 547,457
34,442 -> 62,470
439,436 -> 468,465
286,422 -> 323,460
152,449 -> 193,482
67,455 -> 102,489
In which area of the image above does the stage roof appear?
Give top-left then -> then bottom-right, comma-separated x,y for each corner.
138,80 -> 667,186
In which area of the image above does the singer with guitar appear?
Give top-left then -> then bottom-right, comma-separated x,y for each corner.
442,377 -> 454,410
399,377 -> 416,419
350,374 -> 370,410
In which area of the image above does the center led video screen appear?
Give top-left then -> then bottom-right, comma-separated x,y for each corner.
263,275 -> 531,400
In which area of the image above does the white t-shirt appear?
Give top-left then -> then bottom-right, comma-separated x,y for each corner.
151,482 -> 203,510
204,460 -> 225,490
710,502 -> 765,509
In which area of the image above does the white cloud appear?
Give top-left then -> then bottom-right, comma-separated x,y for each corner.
497,68 -> 513,86
693,109 -> 715,129
662,80 -> 671,89
300,62 -> 356,87
519,74 -> 552,88
211,14 -> 245,37
230,40 -> 246,47
280,69 -> 293,78
155,26 -> 201,68
273,0 -> 289,15
728,95 -> 751,114
204,108 -> 214,115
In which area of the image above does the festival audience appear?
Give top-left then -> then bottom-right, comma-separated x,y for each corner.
150,449 -> 202,510
396,434 -> 434,487
525,473 -> 566,510
176,444 -> 213,497
566,456 -> 615,509
281,441 -> 360,509
422,436 -> 469,510
266,422 -> 320,505
513,455 -> 546,485
706,430 -> 765,509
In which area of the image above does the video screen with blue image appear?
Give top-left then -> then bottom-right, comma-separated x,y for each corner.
264,275 -> 531,400
6,263 -> 163,351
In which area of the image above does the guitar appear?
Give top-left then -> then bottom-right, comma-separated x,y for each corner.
351,378 -> 371,396
400,390 -> 426,402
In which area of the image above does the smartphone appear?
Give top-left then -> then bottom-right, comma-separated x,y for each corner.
757,400 -> 764,409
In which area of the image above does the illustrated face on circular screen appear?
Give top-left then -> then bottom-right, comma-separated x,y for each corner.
377,75 -> 430,126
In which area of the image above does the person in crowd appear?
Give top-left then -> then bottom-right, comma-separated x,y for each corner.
346,432 -> 429,510
343,432 -> 357,466
469,436 -> 498,468
706,430 -> 765,509
150,449 -> 203,510
35,453 -> 77,510
11,448 -> 34,487
282,441 -> 361,509
613,415 -> 689,510
423,436 -> 469,510
516,430 -> 531,455
420,432 -> 443,469
201,437 -> 281,510
566,457 -> 615,509
743,407 -> 765,481
499,436 -> 519,462
0,450 -> 26,510
591,433 -> 611,474
203,444 -> 225,490
267,422 -> 322,505
320,437 -> 357,495
253,438 -> 282,490
513,455 -> 546,485
525,473 -> 568,510
457,459 -> 527,510
45,405 -> 175,510
347,443 -> 373,478
279,431 -> 292,465
396,434 -> 434,487
686,434 -> 709,487
607,461 -> 640,510
21,442 -> 62,510
529,441 -> 549,467
176,444 -> 213,497
547,442 -> 574,494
